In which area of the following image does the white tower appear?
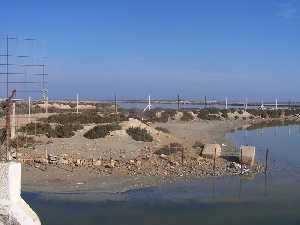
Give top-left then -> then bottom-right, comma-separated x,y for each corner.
76,93 -> 79,114
143,95 -> 152,112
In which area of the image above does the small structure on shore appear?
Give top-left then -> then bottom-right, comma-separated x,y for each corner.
0,161 -> 41,225
202,144 -> 221,159
240,145 -> 256,166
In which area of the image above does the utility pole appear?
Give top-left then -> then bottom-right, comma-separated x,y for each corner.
225,97 -> 228,110
76,93 -> 79,114
204,96 -> 207,108
5,90 -> 16,161
28,96 -> 31,122
177,94 -> 180,110
114,94 -> 118,115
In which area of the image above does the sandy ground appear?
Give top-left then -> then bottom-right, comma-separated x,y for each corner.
21,119 -> 249,193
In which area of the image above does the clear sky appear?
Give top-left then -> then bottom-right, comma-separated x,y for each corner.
0,0 -> 299,100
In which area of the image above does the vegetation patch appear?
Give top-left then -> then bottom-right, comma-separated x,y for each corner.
155,126 -> 170,133
40,111 -> 127,125
126,127 -> 153,142
19,122 -> 52,135
19,122 -> 83,138
197,108 -> 222,120
155,142 -> 184,155
11,135 -> 36,148
84,123 -> 121,139
48,124 -> 79,138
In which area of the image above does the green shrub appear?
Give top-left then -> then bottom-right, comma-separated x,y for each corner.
84,123 -> 121,139
126,127 -> 153,142
155,127 -> 170,133
48,125 -> 75,138
11,135 -> 35,148
19,122 -> 52,135
41,111 -> 127,125
19,122 -> 83,138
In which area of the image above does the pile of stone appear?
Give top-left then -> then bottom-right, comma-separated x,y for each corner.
15,143 -> 263,178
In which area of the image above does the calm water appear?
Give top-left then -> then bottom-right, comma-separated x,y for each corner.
22,124 -> 300,225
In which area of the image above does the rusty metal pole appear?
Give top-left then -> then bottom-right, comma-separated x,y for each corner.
5,90 -> 16,161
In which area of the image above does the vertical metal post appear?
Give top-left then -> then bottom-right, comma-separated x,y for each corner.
177,94 -> 180,111
240,148 -> 243,175
265,148 -> 269,174
6,35 -> 9,98
204,96 -> 207,108
76,93 -> 79,114
181,148 -> 184,165
5,90 -> 16,161
11,102 -> 16,139
213,147 -> 216,174
114,94 -> 118,114
45,96 -> 48,114
28,96 -> 31,122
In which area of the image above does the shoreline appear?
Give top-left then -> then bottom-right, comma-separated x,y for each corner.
21,119 -> 257,194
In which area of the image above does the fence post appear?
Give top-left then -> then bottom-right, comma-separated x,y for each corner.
240,147 -> 243,175
265,148 -> 269,174
213,147 -> 216,174
181,148 -> 184,165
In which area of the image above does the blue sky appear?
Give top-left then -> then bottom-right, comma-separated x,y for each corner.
0,0 -> 299,100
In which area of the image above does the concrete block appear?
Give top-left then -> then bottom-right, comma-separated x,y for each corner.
240,145 -> 256,166
0,162 -> 41,225
202,144 -> 221,159
0,162 -> 21,204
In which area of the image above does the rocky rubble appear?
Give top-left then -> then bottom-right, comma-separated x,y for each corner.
14,146 -> 263,178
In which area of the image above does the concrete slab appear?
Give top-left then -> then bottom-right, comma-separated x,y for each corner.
0,161 -> 41,225
202,144 -> 221,159
240,145 -> 256,166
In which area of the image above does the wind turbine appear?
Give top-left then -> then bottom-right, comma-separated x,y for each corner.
143,95 -> 152,112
